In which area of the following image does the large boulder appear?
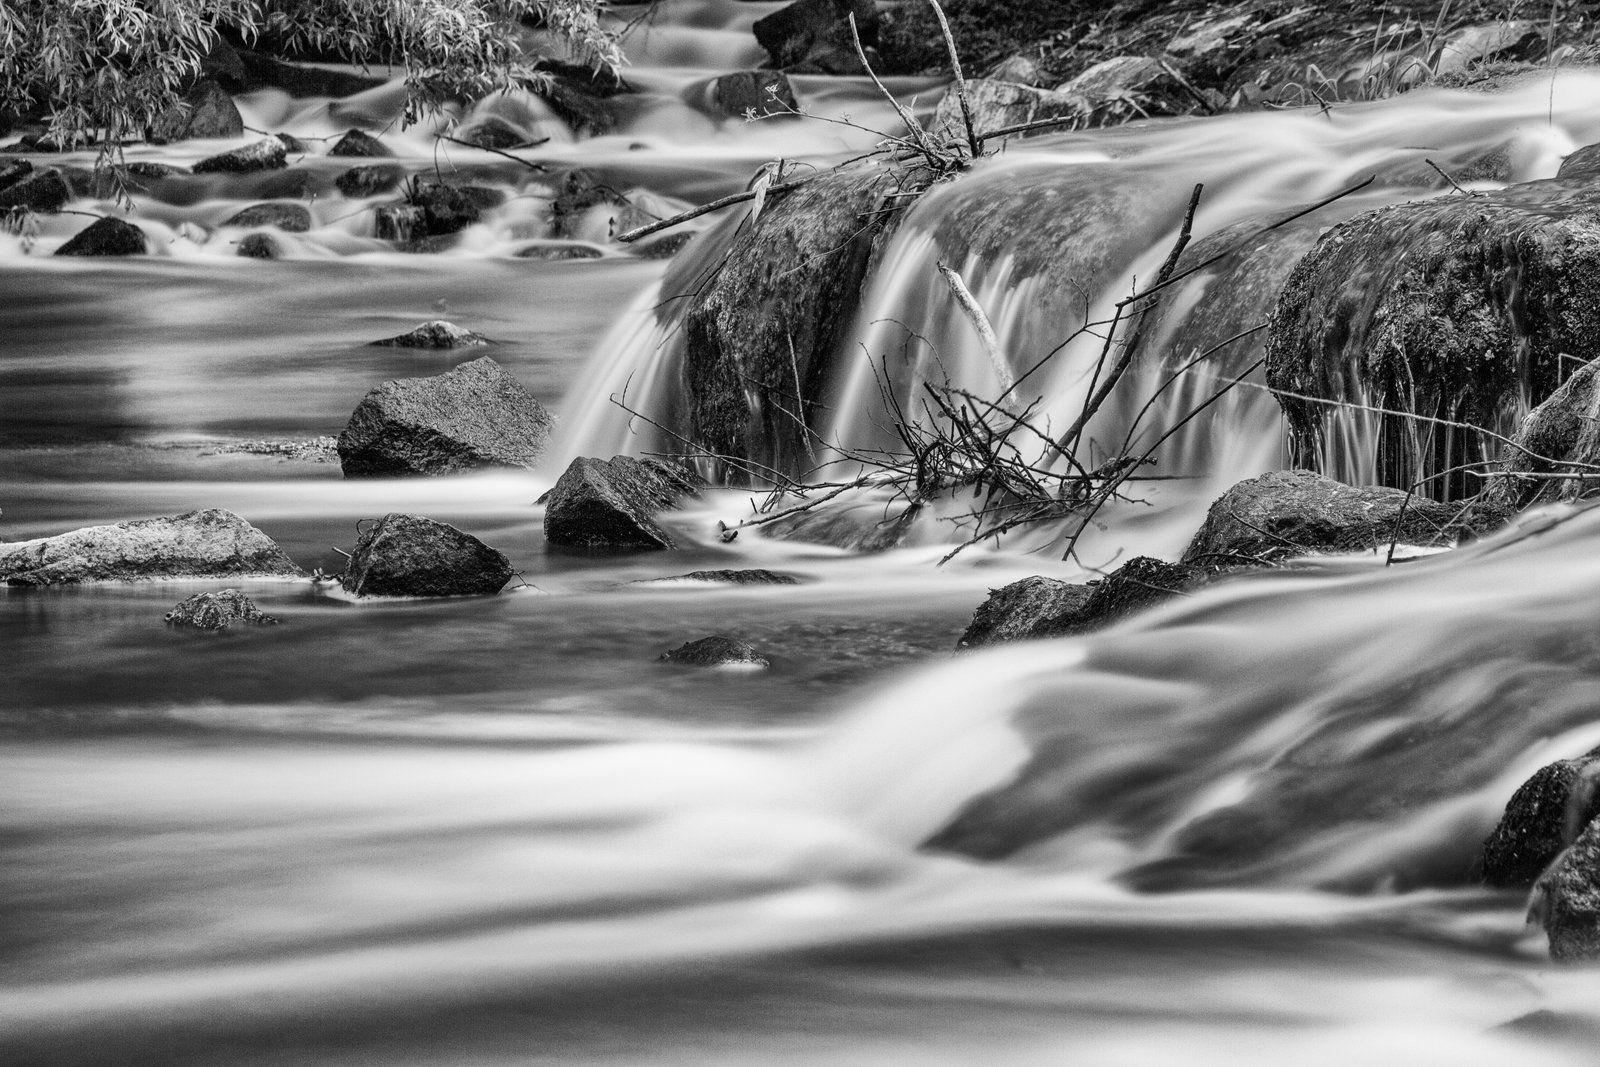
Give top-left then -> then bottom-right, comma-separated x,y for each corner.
338,513 -> 513,597
753,0 -> 879,74
1266,173 -> 1600,501
955,575 -> 1094,650
55,217 -> 146,257
660,635 -> 769,668
193,138 -> 288,174
0,509 -> 302,585
1181,469 -> 1464,569
165,588 -> 279,630
337,357 -> 553,477
1481,755 -> 1600,889
148,79 -> 244,142
543,456 -> 703,550
1537,816 -> 1600,961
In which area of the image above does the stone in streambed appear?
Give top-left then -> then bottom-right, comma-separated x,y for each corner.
635,569 -> 800,586
0,168 -> 70,212
0,509 -> 302,585
335,164 -> 403,199
1477,355 -> 1600,514
148,79 -> 244,143
165,588 -> 279,630
1536,815 -> 1600,961
543,456 -> 703,550
193,137 -> 288,174
370,320 -> 491,349
55,217 -> 146,256
701,71 -> 799,119
337,357 -> 553,477
236,233 -> 283,259
455,115 -> 536,149
223,202 -> 311,232
1480,755 -> 1600,889
660,635 -> 769,668
930,79 -> 1086,142
375,182 -> 503,246
955,576 -> 1094,651
327,129 -> 392,158
1181,469 -> 1464,569
338,513 -> 513,597
753,0 -> 879,74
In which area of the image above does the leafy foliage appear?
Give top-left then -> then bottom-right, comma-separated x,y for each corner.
0,0 -> 620,147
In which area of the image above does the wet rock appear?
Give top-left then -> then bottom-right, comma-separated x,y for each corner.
148,79 -> 244,143
955,575 -> 1094,650
516,242 -> 604,261
337,356 -> 553,477
55,217 -> 147,257
235,50 -> 386,99
1481,755 -> 1600,889
223,202 -> 312,232
335,164 -> 403,199
1266,173 -> 1600,501
1558,143 -> 1600,180
702,71 -> 799,119
1054,55 -> 1195,122
192,137 -> 288,175
165,588 -> 279,630
683,162 -> 910,472
753,0 -> 879,74
1078,556 -> 1206,628
930,79 -> 1085,142
1478,356 -> 1600,513
1536,815 -> 1600,961
455,115 -> 535,149
373,203 -> 425,244
377,182 -> 502,245
236,233 -> 283,259
327,128 -> 392,158
547,169 -> 627,239
0,168 -> 70,212
1181,470 -> 1463,569
0,509 -> 302,585
370,320 -> 491,349
630,232 -> 693,260
636,568 -> 800,586
660,634 -> 769,668
338,513 -> 513,597
199,38 -> 249,90
0,159 -> 33,194
760,491 -> 919,552
530,66 -> 624,137
543,456 -> 703,550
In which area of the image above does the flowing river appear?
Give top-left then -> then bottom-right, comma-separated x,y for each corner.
7,2 -> 1600,1063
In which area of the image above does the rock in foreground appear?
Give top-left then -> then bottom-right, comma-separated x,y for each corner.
543,456 -> 702,550
165,588 -> 279,630
55,217 -> 147,257
339,513 -> 513,597
1538,816 -> 1600,961
0,509 -> 302,585
1181,469 -> 1463,568
956,576 -> 1094,650
337,357 -> 553,477
370,320 -> 491,349
660,634 -> 769,668
1481,755 -> 1600,889
192,137 -> 288,174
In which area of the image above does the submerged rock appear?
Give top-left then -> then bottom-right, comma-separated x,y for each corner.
1480,755 -> 1600,889
1536,815 -> 1600,961
335,164 -> 403,199
635,568 -> 800,586
0,509 -> 302,585
165,588 -> 279,630
148,79 -> 244,142
543,456 -> 703,550
753,0 -> 878,74
192,138 -> 288,174
338,513 -> 513,597
55,217 -> 146,257
1266,172 -> 1600,500
455,115 -> 535,149
955,576 -> 1094,650
327,129 -> 392,158
370,320 -> 492,349
1181,469 -> 1463,568
337,357 -> 553,477
660,634 -> 769,668
223,202 -> 311,232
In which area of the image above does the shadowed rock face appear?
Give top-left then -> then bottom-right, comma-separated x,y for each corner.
1481,755 -> 1600,889
1478,355 -> 1600,513
148,79 -> 244,143
543,456 -> 702,550
1266,173 -> 1600,500
56,217 -> 147,257
753,0 -> 878,74
0,509 -> 302,585
339,514 -> 512,597
1181,469 -> 1463,568
165,588 -> 279,630
1538,814 -> 1600,961
337,357 -> 553,477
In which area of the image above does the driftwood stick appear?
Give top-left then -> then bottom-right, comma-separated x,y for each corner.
436,134 -> 551,171
615,176 -> 814,242
926,0 -> 981,158
937,262 -> 1016,408
848,12 -> 938,161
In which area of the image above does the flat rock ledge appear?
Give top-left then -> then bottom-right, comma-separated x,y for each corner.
0,509 -> 302,585
338,513 -> 513,597
165,588 -> 279,630
660,634 -> 769,668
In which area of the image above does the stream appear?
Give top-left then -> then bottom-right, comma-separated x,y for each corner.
6,1 -> 1600,1063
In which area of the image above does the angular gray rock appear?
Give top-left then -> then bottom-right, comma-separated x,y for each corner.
543,456 -> 702,550
338,513 -> 513,597
337,357 -> 553,477
56,217 -> 146,257
955,575 -> 1094,651
335,164 -> 403,199
0,509 -> 302,585
931,78 -> 1085,142
327,129 -> 392,158
660,635 -> 769,668
1536,815 -> 1600,961
148,79 -> 244,142
1479,356 -> 1600,513
193,137 -> 288,174
370,320 -> 491,349
1481,755 -> 1600,889
1181,469 -> 1463,569
223,202 -> 312,232
165,588 -> 279,630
